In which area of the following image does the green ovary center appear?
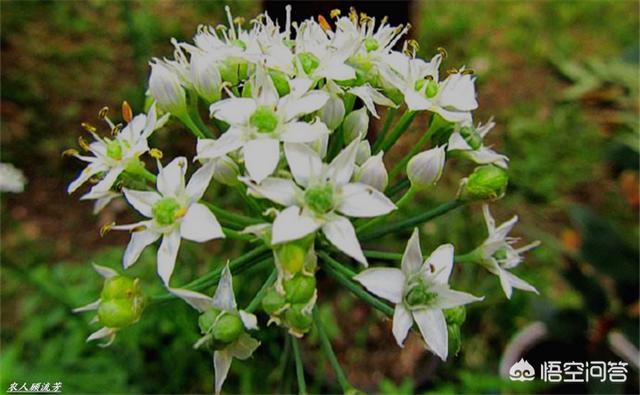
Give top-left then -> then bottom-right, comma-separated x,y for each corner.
152,197 -> 182,226
298,52 -> 320,75
364,37 -> 380,52
493,247 -> 508,262
304,184 -> 334,214
106,140 -> 123,160
404,283 -> 437,308
249,106 -> 279,133
415,78 -> 439,99
459,126 -> 483,150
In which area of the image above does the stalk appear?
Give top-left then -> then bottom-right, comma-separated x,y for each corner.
291,336 -> 307,395
245,268 -> 278,313
203,201 -> 261,227
374,110 -> 416,154
388,119 -> 440,180
373,107 -> 397,151
312,308 -> 353,392
188,94 -> 214,138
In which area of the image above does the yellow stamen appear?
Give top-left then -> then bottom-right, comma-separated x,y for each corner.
62,148 -> 79,157
100,222 -> 115,237
78,136 -> 91,151
111,123 -> 123,136
150,148 -> 163,159
122,101 -> 133,123
131,225 -> 147,233
437,47 -> 448,59
233,16 -> 245,25
462,68 -> 475,75
447,67 -> 459,74
330,9 -> 341,19
81,122 -> 97,133
98,106 -> 109,119
175,207 -> 187,219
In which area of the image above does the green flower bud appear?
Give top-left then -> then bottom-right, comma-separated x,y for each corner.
459,165 -> 509,201
198,308 -> 222,334
284,304 -> 313,333
283,274 -> 316,303
298,52 -> 320,75
106,140 -> 123,160
342,107 -> 369,144
152,197 -> 182,226
101,276 -> 137,300
448,324 -> 462,356
242,80 -> 253,97
304,184 -> 334,214
364,37 -> 380,52
262,288 -> 287,315
124,157 -> 146,176
249,106 -> 279,133
220,61 -> 240,86
277,243 -> 306,274
98,298 -> 142,328
444,306 -> 466,326
269,69 -> 291,97
213,156 -> 240,186
211,313 -> 244,344
319,96 -> 345,131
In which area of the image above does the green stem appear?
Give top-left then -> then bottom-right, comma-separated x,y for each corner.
394,186 -> 418,208
278,334 -> 293,394
139,167 -> 157,183
343,93 -> 356,114
312,308 -> 352,392
149,246 -> 272,303
222,227 -> 256,241
235,184 -> 264,217
388,119 -> 440,180
364,249 -> 481,264
319,252 -> 394,317
355,186 -> 417,234
176,112 -> 206,139
373,107 -> 397,151
386,178 -> 410,197
245,268 -> 278,313
291,336 -> 307,395
188,94 -> 214,138
359,199 -> 465,241
375,110 -> 416,154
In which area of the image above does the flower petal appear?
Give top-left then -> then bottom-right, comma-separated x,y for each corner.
284,143 -> 322,188
413,308 -> 448,361
73,299 -> 101,313
186,160 -> 215,201
499,270 -> 538,299
180,203 -> 224,242
123,229 -> 161,269
157,157 -> 187,197
271,206 -> 320,245
213,350 -> 233,395
322,216 -> 367,266
393,303 -> 414,347
239,310 -> 258,330
433,288 -> 483,310
337,182 -> 396,218
213,263 -> 237,312
243,139 -> 280,183
92,263 -> 119,279
123,189 -> 162,218
210,97 -> 257,125
228,333 -> 260,360
91,166 -> 124,193
401,228 -> 423,275
196,129 -> 244,160
327,139 -> 359,186
282,91 -> 329,121
242,177 -> 301,206
68,163 -> 107,194
354,267 -> 405,303
157,230 -> 181,285
280,120 -> 330,143
169,288 -> 214,312
424,244 -> 454,284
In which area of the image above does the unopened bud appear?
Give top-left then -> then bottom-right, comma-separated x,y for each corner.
284,304 -> 313,333
211,313 -> 244,343
212,156 -> 240,186
447,324 -> 462,356
319,95 -> 346,131
355,152 -> 388,191
444,306 -> 466,326
342,107 -> 369,144
355,140 -> 371,166
98,299 -> 142,328
149,60 -> 187,114
283,274 -> 316,303
407,146 -> 446,189
190,53 -> 222,103
101,276 -> 138,300
459,165 -> 508,201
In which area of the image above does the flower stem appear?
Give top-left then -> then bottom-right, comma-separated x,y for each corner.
359,199 -> 465,241
188,94 -> 214,138
374,110 -> 416,154
235,184 -> 264,217
222,227 -> 256,241
291,336 -> 307,395
312,307 -> 352,392
176,112 -> 206,139
139,167 -> 157,183
203,201 -> 261,228
394,186 -> 418,208
278,334 -> 293,394
386,178 -> 410,197
373,107 -> 397,151
245,268 -> 278,313
319,252 -> 394,317
364,249 -> 480,264
355,186 -> 417,234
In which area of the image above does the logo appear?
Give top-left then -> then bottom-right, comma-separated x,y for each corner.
509,358 -> 536,381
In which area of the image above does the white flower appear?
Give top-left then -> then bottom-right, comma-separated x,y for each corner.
354,152 -> 388,191
407,146 -> 447,188
197,68 -> 330,183
381,52 -> 477,123
243,139 -> 396,266
80,188 -> 120,215
171,264 -> 259,395
342,107 -> 369,143
355,229 -> 482,360
478,204 -> 540,299
0,162 -> 26,193
113,157 -> 223,285
448,119 -> 509,168
189,51 -> 222,103
67,104 -> 169,199
318,81 -> 346,131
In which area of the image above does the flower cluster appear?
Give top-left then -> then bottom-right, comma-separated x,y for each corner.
68,6 -> 539,393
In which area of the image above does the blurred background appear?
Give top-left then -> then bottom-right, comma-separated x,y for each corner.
1,0 -> 638,393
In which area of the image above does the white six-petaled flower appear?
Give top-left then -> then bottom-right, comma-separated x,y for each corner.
448,118 -> 509,168
355,228 -> 482,360
113,157 -> 224,285
243,139 -> 395,266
